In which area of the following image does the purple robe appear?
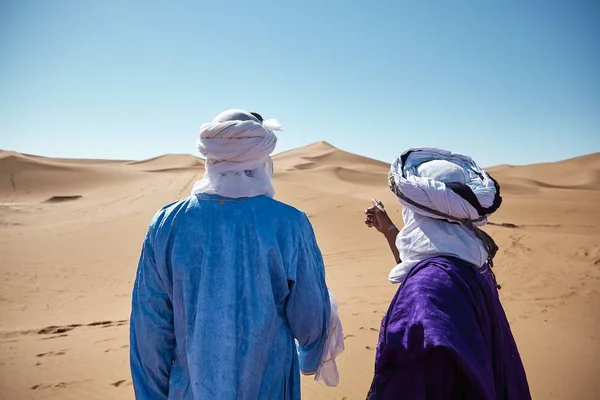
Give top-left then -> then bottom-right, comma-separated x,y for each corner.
367,256 -> 531,399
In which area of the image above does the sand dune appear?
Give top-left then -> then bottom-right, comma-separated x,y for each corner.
274,142 -> 391,200
22,152 -> 131,165
126,154 -> 205,172
1,145 -> 599,399
0,151 -> 148,204
274,141 -> 388,172
488,153 -> 600,191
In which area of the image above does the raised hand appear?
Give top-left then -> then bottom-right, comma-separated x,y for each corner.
364,199 -> 395,234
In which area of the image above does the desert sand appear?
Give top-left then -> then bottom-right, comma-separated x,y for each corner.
1,142 -> 599,399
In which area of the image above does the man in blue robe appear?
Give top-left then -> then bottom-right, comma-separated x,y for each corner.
364,148 -> 531,399
130,110 -> 337,399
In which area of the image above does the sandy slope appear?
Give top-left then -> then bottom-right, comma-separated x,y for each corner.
0,145 -> 599,400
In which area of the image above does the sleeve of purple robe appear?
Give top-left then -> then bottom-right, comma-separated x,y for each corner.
130,216 -> 175,400
285,213 -> 331,374
368,258 -> 493,399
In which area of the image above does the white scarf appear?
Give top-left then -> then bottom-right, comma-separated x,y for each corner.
314,290 -> 344,387
192,117 -> 282,198
295,289 -> 344,387
388,148 -> 502,284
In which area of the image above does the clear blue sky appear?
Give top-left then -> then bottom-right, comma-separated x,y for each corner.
1,0 -> 598,167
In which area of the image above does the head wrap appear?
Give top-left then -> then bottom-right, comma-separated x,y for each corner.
191,109 -> 282,198
388,147 -> 502,286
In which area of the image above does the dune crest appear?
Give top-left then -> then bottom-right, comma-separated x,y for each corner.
274,141 -> 388,173
126,154 -> 205,172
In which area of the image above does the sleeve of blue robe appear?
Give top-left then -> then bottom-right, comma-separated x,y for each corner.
130,215 -> 175,399
286,213 -> 331,374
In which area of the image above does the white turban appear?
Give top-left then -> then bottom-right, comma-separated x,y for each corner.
389,148 -> 501,225
191,109 -> 283,199
387,147 -> 502,285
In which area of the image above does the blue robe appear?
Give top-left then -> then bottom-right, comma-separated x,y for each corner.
367,256 -> 531,399
130,194 -> 331,399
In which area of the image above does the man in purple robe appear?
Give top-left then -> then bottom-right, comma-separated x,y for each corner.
363,148 -> 531,399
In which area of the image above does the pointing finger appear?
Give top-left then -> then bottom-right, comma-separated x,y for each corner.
372,199 -> 385,212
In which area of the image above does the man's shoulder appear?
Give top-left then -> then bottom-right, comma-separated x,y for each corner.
153,195 -> 307,218
149,195 -> 310,230
256,196 -> 306,217
160,196 -> 194,212
391,258 -> 478,326
402,257 -> 482,302
417,256 -> 481,279
149,196 -> 195,226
